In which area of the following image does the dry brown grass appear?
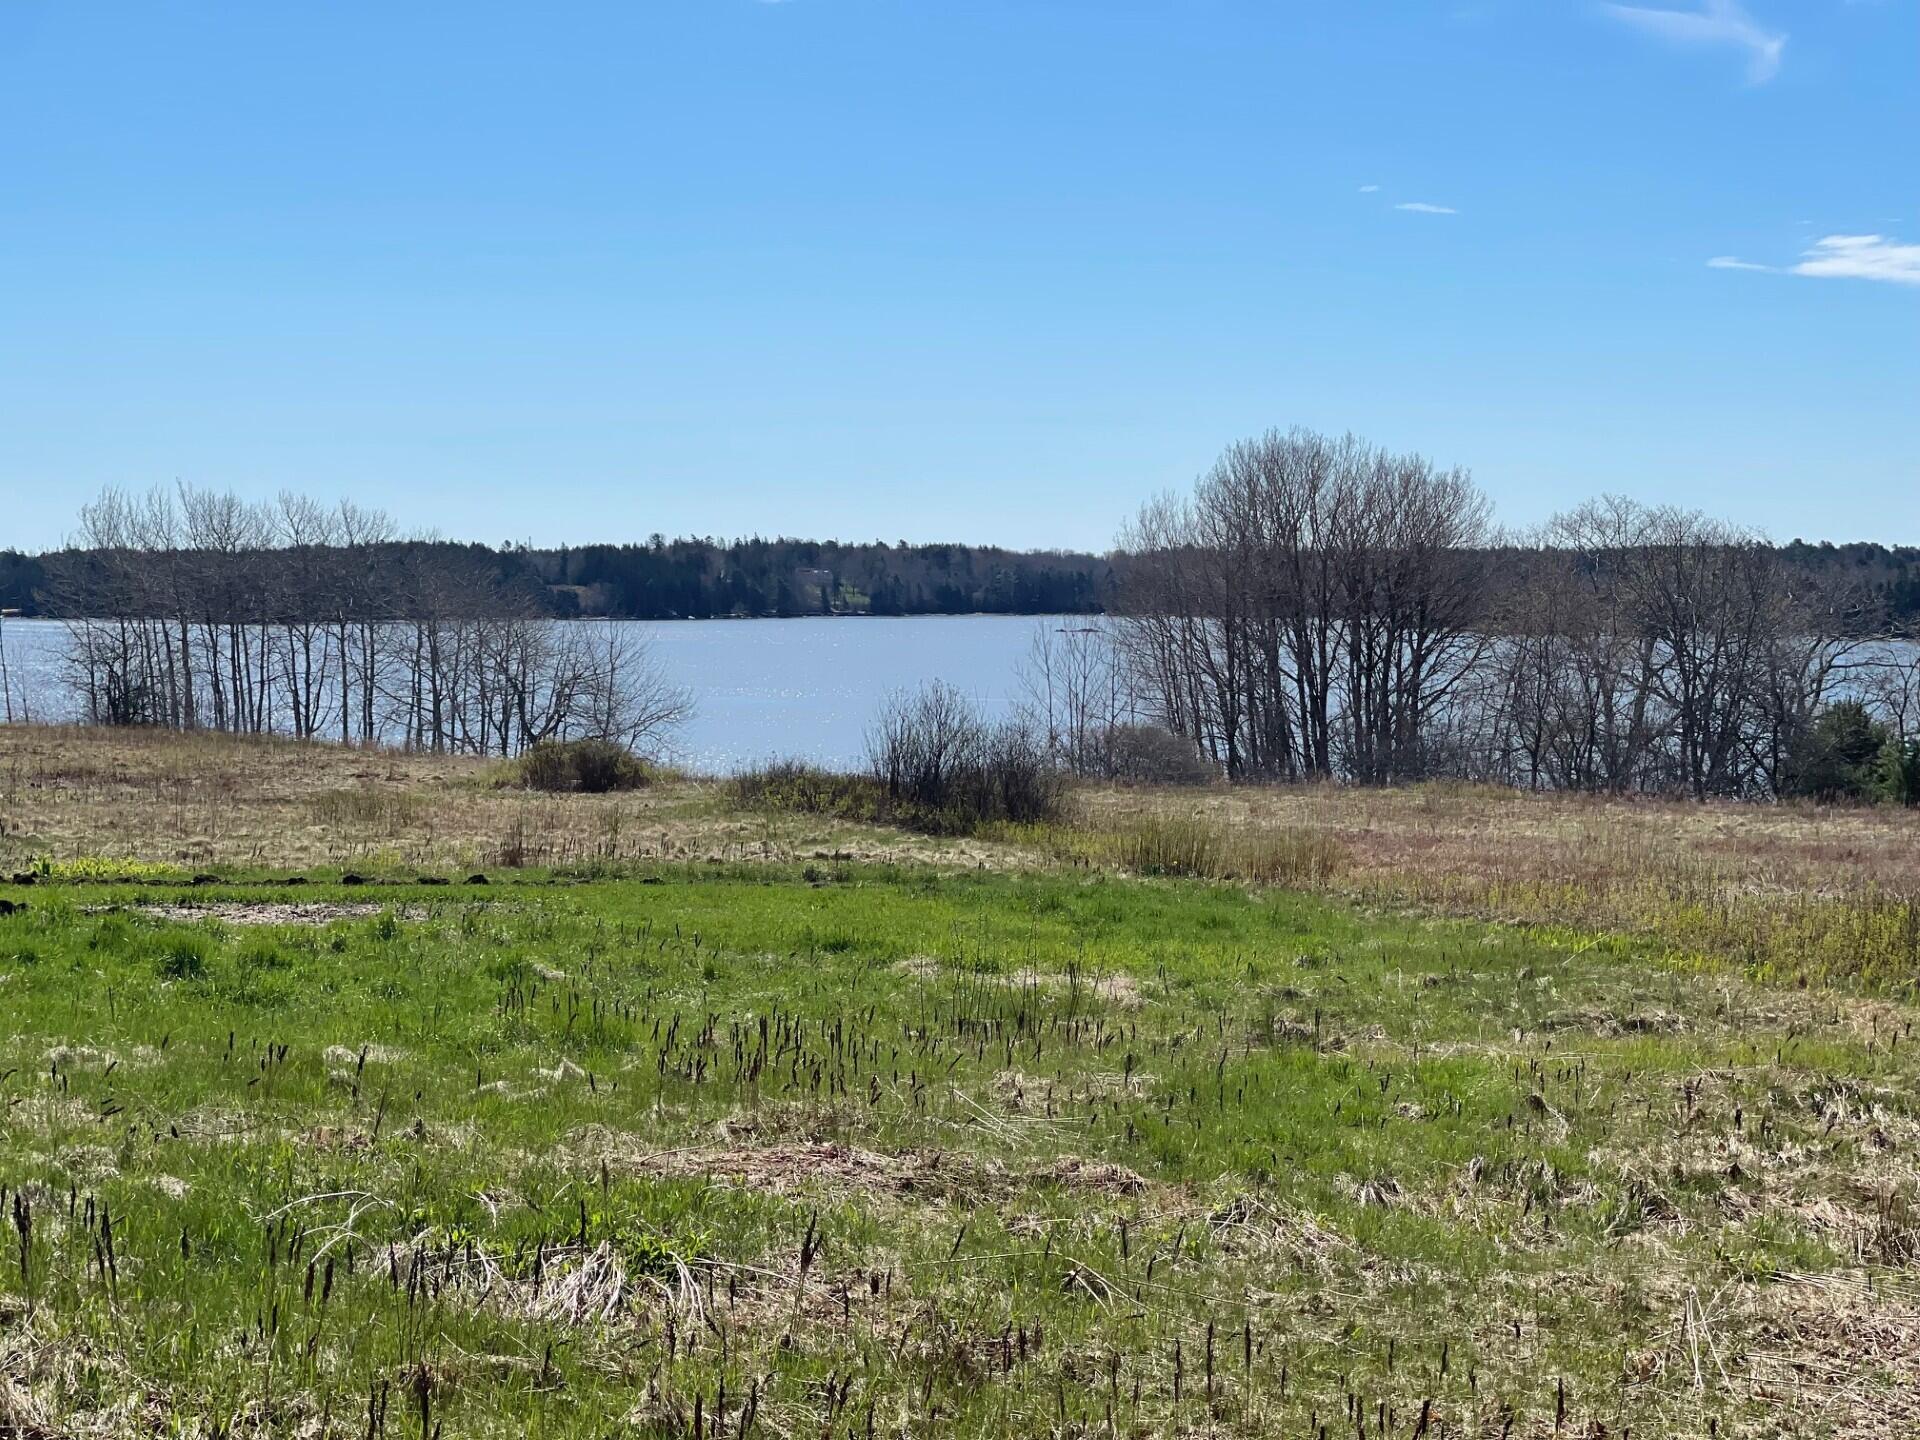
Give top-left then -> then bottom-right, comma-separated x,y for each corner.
1066,781 -> 1920,988
0,724 -> 1018,874
1060,808 -> 1350,886
1074,779 -> 1920,901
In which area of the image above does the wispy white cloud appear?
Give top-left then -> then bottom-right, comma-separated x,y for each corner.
1791,234 -> 1920,287
1358,184 -> 1380,193
1394,202 -> 1457,215
1602,0 -> 1786,84
1706,234 -> 1920,287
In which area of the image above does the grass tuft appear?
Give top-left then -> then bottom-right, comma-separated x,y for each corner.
1025,812 -> 1350,886
27,854 -> 190,883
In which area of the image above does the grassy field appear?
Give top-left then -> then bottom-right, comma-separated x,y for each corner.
9,725 -> 1920,992
1046,783 -> 1920,995
4,727 -> 1920,1436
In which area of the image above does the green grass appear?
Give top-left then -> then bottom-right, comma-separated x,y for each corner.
2,865 -> 1917,1437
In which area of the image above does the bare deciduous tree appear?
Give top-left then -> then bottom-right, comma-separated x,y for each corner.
1115,428 -> 1494,785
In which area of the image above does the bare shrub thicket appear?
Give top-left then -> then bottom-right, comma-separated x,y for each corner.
1074,428 -> 1884,799
867,682 -> 1062,830
728,684 -> 1063,834
510,738 -> 654,793
45,485 -> 688,757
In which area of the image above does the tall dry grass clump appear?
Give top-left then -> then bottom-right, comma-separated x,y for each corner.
1072,812 -> 1348,887
306,787 -> 427,832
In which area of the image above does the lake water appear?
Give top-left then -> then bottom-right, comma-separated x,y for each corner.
631,616 -> 1051,771
0,615 -> 1062,773
10,616 -> 1915,776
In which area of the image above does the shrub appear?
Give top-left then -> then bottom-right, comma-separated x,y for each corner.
1782,702 -> 1890,802
1881,737 -> 1920,808
980,723 -> 1059,825
866,684 -> 1064,833
508,738 -> 651,794
1102,724 -> 1216,785
732,686 -> 1066,836
726,761 -> 885,819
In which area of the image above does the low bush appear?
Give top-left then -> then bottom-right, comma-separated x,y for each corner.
506,738 -> 652,794
867,684 -> 1064,833
1781,702 -> 1889,802
731,686 -> 1067,836
1880,736 -> 1920,807
726,761 -> 886,820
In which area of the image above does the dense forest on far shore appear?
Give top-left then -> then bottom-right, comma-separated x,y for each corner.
0,536 -> 1114,621
6,532 -> 1920,627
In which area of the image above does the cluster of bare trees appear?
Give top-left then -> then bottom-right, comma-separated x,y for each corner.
1110,430 -> 1495,784
1474,499 -> 1863,798
46,486 -> 688,756
1023,428 -> 1901,800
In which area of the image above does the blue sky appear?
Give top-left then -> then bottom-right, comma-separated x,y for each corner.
1,1 -> 1913,552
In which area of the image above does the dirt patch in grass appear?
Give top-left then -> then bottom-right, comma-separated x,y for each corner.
1543,1005 -> 1690,1037
894,957 -> 1146,1009
598,1137 -> 999,1199
1041,1155 -> 1152,1195
111,901 -> 416,925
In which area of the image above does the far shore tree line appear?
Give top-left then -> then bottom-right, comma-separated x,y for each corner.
0,533 -> 1113,623
1,448 -> 1918,799
8,495 -> 1920,631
